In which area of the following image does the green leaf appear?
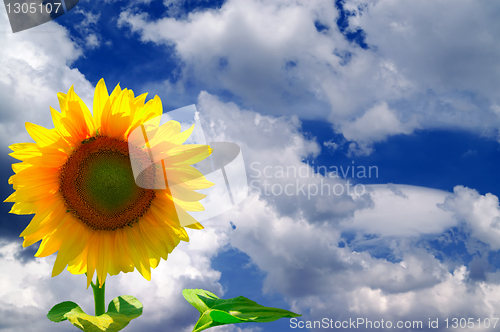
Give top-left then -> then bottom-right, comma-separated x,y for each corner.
182,289 -> 301,332
47,301 -> 83,323
47,295 -> 143,332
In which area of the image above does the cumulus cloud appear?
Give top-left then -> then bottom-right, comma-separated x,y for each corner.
344,0 -> 500,136
117,0 -> 500,152
118,0 -> 340,117
323,138 -> 344,152
0,8 -> 93,152
441,186 -> 500,250
346,0 -> 500,100
219,193 -> 500,330
340,102 -> 418,143
196,91 -> 371,223
73,8 -> 103,49
341,184 -> 457,237
192,95 -> 500,329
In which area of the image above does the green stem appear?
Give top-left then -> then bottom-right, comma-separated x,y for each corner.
91,277 -> 106,316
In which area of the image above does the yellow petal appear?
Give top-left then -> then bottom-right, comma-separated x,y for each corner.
138,218 -> 169,260
59,87 -> 95,143
114,229 -> 134,274
149,196 -> 180,226
101,89 -> 132,139
20,197 -> 65,237
12,162 -> 31,173
96,232 -> 111,287
4,192 -> 17,203
172,198 -> 205,212
149,201 -> 190,241
170,184 -> 207,203
148,120 -> 181,145
106,232 -> 122,276
11,182 -> 58,204
50,106 -> 72,139
9,201 -> 36,214
34,214 -> 72,257
9,143 -> 40,157
162,166 -> 206,184
185,222 -> 204,230
142,212 -> 180,252
9,166 -> 59,189
57,91 -> 68,113
67,87 -> 95,130
125,225 -> 151,280
86,232 -> 99,288
93,78 -> 109,131
25,122 -> 70,152
159,145 -> 213,166
169,124 -> 195,145
67,247 -> 88,275
52,221 -> 89,277
17,146 -> 68,168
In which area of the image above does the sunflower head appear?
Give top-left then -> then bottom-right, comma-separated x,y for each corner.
5,79 -> 213,287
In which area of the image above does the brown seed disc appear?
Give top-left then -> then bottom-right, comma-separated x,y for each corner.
59,136 -> 156,231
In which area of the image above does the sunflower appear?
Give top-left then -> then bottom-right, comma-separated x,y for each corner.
5,79 -> 213,288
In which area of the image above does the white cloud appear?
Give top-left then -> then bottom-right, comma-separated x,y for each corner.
162,0 -> 187,17
223,192 -> 444,298
75,8 -> 100,28
344,0 -> 500,134
85,33 -> 100,48
196,91 -> 371,223
218,192 -> 500,328
344,265 -> 500,322
346,0 -> 500,100
340,102 -> 418,143
323,139 -> 344,152
192,95 -> 500,328
0,8 -> 93,153
117,0 -> 500,152
342,184 -> 457,237
441,186 -> 500,250
213,192 -> 500,329
117,0 -> 344,118
74,8 -> 102,49
0,240 -> 89,332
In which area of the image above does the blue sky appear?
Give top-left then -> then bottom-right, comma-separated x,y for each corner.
1,0 -> 500,332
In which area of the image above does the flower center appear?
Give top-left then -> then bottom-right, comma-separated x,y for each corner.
60,136 -> 155,231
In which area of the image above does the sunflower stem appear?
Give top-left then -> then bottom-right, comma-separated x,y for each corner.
91,277 -> 106,316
